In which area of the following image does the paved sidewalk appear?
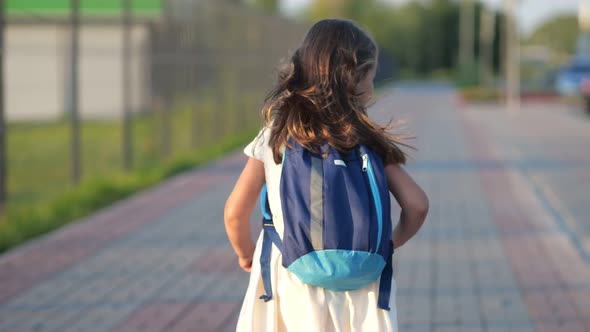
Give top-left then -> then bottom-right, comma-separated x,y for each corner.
1,85 -> 589,332
385,88 -> 590,332
0,154 -> 250,332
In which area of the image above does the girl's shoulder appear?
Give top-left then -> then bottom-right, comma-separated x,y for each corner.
243,126 -> 271,162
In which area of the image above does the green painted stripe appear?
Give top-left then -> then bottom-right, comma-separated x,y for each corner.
7,0 -> 162,16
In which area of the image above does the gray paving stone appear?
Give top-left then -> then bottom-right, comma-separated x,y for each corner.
155,273 -> 221,302
52,306 -> 137,332
2,308 -> 81,332
396,295 -> 432,325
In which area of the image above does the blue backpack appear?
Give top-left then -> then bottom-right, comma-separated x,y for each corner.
258,138 -> 394,310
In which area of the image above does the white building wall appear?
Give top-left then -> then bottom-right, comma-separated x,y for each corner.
6,25 -> 62,120
6,23 -> 148,121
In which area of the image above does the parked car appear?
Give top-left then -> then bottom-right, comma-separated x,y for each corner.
579,75 -> 590,114
555,62 -> 590,96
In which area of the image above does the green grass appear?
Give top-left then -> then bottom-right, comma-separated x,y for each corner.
459,86 -> 501,103
1,94 -> 263,255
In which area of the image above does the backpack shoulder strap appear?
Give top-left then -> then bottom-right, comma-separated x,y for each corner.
259,184 -> 283,302
377,241 -> 394,310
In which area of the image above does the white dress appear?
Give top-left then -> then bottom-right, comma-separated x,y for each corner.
236,127 -> 399,332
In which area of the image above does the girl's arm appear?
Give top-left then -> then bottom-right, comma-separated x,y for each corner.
224,157 -> 265,272
384,163 -> 429,249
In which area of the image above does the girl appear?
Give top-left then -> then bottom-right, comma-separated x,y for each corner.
224,19 -> 429,332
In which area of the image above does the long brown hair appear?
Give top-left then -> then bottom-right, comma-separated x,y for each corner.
261,19 -> 412,165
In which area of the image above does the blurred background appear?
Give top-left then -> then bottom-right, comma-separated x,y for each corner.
0,0 -> 589,254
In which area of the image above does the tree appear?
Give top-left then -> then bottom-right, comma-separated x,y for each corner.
300,0 -> 502,78
527,15 -> 579,55
251,0 -> 279,13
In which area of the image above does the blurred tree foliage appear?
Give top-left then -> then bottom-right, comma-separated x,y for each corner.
250,0 -> 280,13
526,15 -> 579,55
299,0 -> 504,80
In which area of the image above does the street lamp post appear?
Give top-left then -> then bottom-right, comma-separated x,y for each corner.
479,5 -> 495,87
0,0 -> 5,214
459,0 -> 475,72
580,0 -> 590,33
504,0 -> 520,114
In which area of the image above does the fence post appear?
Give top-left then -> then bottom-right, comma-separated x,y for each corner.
215,6 -> 227,140
69,0 -> 81,184
190,29 -> 199,148
122,0 -> 133,169
160,0 -> 172,158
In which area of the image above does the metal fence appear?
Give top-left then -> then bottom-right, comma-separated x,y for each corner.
3,0 -> 307,209
149,1 -> 306,157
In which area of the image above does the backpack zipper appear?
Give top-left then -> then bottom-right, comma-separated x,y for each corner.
362,153 -> 383,252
